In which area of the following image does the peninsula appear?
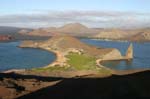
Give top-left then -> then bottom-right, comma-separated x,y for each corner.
19,35 -> 133,75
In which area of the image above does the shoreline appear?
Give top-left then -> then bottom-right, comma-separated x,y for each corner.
87,38 -> 128,42
2,45 -> 149,77
80,37 -> 150,43
1,36 -> 150,76
1,36 -> 150,43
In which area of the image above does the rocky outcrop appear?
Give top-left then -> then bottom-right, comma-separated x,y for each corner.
96,43 -> 134,66
104,43 -> 133,60
125,43 -> 133,59
102,49 -> 123,60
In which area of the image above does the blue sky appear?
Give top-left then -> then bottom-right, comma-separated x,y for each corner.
0,0 -> 150,14
0,0 -> 150,28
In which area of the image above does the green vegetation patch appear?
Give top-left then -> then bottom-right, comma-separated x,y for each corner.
66,53 -> 112,75
31,66 -> 70,72
32,53 -> 111,75
66,53 -> 98,70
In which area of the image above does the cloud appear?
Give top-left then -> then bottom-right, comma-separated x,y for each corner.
0,10 -> 150,28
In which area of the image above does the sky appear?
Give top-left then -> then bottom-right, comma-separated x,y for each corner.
0,0 -> 150,28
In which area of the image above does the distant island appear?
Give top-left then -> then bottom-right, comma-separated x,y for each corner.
0,23 -> 150,42
18,23 -> 150,42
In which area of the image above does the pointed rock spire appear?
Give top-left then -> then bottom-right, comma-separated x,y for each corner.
125,43 -> 133,59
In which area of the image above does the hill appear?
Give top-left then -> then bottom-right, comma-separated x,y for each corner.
15,23 -> 150,42
27,29 -> 53,36
93,29 -> 128,40
58,23 -> 88,33
129,28 -> 150,41
28,23 -> 99,37
26,23 -> 147,41
57,23 -> 98,35
21,35 -> 118,57
93,29 -> 139,40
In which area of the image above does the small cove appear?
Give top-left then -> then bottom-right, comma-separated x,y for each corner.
0,41 -> 56,71
81,39 -> 150,70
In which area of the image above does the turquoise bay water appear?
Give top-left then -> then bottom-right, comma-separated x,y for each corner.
0,42 -> 56,71
81,39 -> 150,70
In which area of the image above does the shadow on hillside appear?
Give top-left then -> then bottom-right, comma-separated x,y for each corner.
12,70 -> 150,99
0,72 -> 62,82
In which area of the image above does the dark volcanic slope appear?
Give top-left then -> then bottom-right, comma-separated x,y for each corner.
16,70 -> 150,99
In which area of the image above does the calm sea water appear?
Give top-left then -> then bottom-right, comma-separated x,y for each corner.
0,42 -> 56,71
1,39 -> 150,71
81,39 -> 150,70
